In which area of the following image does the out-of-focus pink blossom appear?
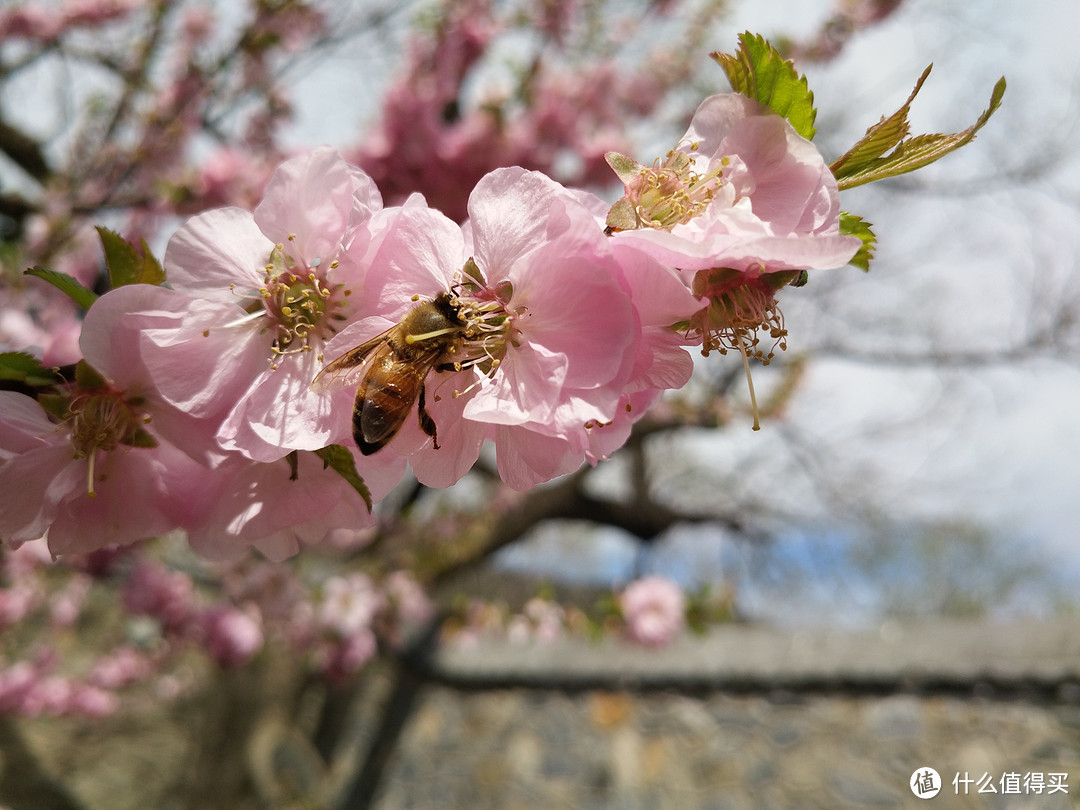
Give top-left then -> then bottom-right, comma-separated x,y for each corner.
0,658 -> 120,717
383,571 -> 434,630
122,561 -> 197,636
318,573 -> 384,637
316,627 -> 378,681
0,661 -> 38,713
0,585 -> 39,630
522,597 -> 565,643
62,0 -> 142,29
88,646 -> 154,689
619,575 -> 686,647
335,629 -> 378,674
66,683 -> 119,717
200,604 -> 264,668
0,5 -> 63,39
48,573 -> 91,628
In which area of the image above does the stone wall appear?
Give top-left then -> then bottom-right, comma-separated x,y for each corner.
370,617 -> 1080,809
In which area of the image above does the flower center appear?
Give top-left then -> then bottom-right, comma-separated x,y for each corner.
68,391 -> 149,497
438,258 -> 524,394
628,147 -> 727,230
686,268 -> 788,362
236,239 -> 353,369
678,267 -> 793,432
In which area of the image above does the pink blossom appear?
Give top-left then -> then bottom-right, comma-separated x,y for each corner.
121,561 -> 197,636
380,571 -> 434,645
605,93 -> 860,273
522,597 -> 565,643
144,146 -> 386,463
0,6 -> 63,39
0,661 -> 39,714
48,573 -> 91,628
62,0 -> 142,28
0,584 -> 39,630
66,683 -> 119,717
183,147 -> 274,213
320,167 -> 644,489
619,575 -> 686,647
0,280 -> 250,554
0,659 -> 119,717
87,646 -> 153,689
382,571 -> 434,630
0,391 -> 186,554
318,573 -> 384,637
200,604 -> 264,668
318,628 -> 378,680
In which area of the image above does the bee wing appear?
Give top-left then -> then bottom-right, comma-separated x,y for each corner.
310,329 -> 392,392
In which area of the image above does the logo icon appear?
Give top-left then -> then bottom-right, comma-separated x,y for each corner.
911,767 -> 942,799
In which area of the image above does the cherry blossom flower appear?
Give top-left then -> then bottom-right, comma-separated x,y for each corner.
121,561 -> 197,636
605,93 -> 859,271
0,390 -> 188,554
605,93 -> 860,350
320,167 -> 646,489
143,146 -> 385,463
318,572 -> 385,637
603,94 -> 863,426
199,604 -> 264,668
315,572 -> 385,678
619,575 -> 686,647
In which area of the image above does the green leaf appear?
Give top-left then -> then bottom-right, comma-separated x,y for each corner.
831,69 -> 1006,190
711,32 -> 817,140
137,238 -> 166,285
96,226 -> 166,288
314,444 -> 373,512
123,427 -> 159,449
839,212 -> 877,272
24,266 -> 98,310
37,393 -> 70,421
74,359 -> 108,389
0,351 -> 61,387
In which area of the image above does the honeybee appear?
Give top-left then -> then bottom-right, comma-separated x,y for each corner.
313,292 -> 467,455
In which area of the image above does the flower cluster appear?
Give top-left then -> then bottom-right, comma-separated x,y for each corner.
1,31 -> 1004,561
0,101 -> 855,558
442,575 -> 727,649
0,538 -> 435,718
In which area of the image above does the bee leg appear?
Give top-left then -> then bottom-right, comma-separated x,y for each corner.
417,382 -> 440,450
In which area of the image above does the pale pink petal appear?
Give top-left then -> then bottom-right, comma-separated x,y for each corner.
468,167 -> 576,273
140,302 -> 267,416
494,426 -> 583,491
46,445 -> 181,555
0,392 -> 61,457
360,199 -> 466,313
218,350 -> 345,462
0,444 -> 83,545
164,207 -> 274,300
254,145 -> 379,262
